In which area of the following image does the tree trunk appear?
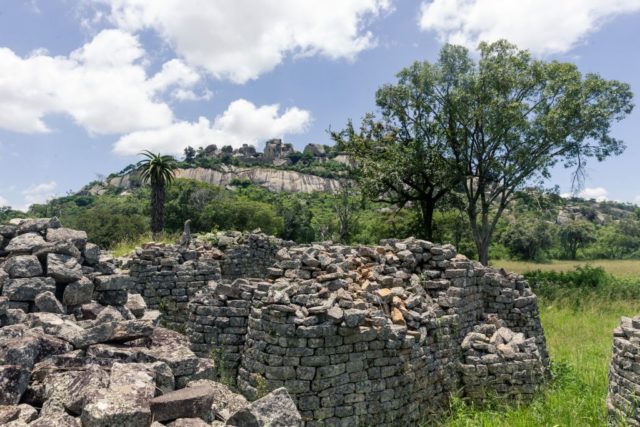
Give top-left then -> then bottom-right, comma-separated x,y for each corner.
418,199 -> 435,241
151,183 -> 165,237
476,238 -> 490,266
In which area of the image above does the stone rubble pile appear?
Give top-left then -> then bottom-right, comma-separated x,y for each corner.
186,237 -> 549,426
0,218 -> 303,427
607,315 -> 640,425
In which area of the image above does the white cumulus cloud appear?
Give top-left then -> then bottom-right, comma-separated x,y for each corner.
113,99 -> 312,156
94,0 -> 392,83
579,187 -> 609,202
22,181 -> 58,207
0,195 -> 8,207
0,29 -> 203,135
418,0 -> 640,55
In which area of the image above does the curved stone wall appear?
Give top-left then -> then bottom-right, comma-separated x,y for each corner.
608,315 -> 640,425
185,237 -> 549,425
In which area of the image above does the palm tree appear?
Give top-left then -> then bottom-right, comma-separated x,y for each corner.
138,150 -> 178,238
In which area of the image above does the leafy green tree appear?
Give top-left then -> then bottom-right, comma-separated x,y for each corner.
0,206 -> 26,223
275,196 -> 315,242
332,61 -> 459,240
183,146 -> 196,163
501,217 -> 555,261
430,40 -> 633,264
559,220 -> 596,259
75,205 -> 148,248
333,181 -> 360,243
201,198 -> 283,236
137,151 -> 178,236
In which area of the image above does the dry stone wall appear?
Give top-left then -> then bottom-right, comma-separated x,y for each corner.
125,231 -> 290,330
184,237 -> 549,425
0,218 -> 304,426
608,315 -> 640,425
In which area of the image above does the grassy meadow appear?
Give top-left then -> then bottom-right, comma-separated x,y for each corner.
445,260 -> 640,426
493,259 -> 640,279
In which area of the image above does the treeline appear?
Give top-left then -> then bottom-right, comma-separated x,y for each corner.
3,179 -> 640,263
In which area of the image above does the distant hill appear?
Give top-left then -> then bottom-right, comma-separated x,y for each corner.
84,139 -> 352,195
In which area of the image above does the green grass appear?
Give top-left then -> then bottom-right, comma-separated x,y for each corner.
493,259 -> 640,279
110,232 -> 179,257
445,297 -> 640,426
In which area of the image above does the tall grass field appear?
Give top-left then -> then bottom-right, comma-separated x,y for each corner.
445,260 -> 640,426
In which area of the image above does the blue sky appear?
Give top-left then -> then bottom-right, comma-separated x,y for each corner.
0,0 -> 639,209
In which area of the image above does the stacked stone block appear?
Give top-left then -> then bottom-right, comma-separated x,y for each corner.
607,315 -> 640,425
182,236 -> 548,425
187,279 -> 261,380
213,231 -> 291,280
127,245 -> 221,330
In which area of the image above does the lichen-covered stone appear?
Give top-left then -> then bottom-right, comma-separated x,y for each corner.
2,255 -> 43,278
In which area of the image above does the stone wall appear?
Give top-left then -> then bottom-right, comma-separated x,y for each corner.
608,315 -> 640,425
184,237 -> 549,425
126,232 -> 289,330
0,217 -> 305,426
214,232 -> 290,280
127,244 -> 221,330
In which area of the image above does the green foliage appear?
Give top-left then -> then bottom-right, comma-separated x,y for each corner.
332,58 -> 460,239
558,220 -> 596,259
500,217 -> 555,261
137,151 -> 178,234
0,206 -> 26,223
524,265 -> 640,303
202,197 -> 284,236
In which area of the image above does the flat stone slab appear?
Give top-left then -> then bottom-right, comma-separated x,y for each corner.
46,228 -> 87,250
150,385 -> 215,422
81,363 -> 155,427
5,233 -> 48,253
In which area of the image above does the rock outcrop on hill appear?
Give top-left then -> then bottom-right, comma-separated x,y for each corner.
0,218 -> 302,426
103,166 -> 342,194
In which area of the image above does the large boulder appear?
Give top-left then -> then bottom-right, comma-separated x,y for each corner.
81,363 -> 156,427
2,255 -> 43,278
125,293 -> 147,318
37,364 -> 109,416
225,388 -> 302,427
83,243 -> 100,266
15,218 -> 60,234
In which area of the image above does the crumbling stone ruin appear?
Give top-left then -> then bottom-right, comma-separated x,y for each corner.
0,218 -> 303,426
608,315 -> 640,425
182,237 -> 549,425
125,231 -> 289,330
0,217 -> 549,426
